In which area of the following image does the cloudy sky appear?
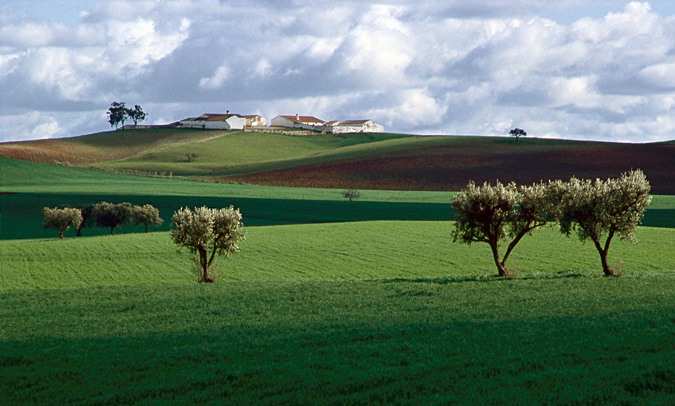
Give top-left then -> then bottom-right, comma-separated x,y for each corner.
1,0 -> 675,143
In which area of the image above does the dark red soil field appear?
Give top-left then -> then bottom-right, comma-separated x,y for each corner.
219,138 -> 675,194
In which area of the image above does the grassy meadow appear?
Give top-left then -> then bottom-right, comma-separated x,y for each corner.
2,131 -> 675,405
2,270 -> 675,404
3,222 -> 674,290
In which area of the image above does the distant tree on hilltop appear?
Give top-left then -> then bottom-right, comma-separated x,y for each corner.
126,105 -> 147,125
509,128 -> 527,142
107,102 -> 128,129
107,102 -> 146,128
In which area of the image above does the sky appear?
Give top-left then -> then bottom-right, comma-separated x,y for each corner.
1,1 -> 675,143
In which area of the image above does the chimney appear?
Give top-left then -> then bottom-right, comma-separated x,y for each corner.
296,114 -> 299,121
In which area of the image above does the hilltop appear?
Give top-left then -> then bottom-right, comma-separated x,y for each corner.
1,128 -> 674,194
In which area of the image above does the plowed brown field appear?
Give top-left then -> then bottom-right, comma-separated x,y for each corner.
218,138 -> 675,194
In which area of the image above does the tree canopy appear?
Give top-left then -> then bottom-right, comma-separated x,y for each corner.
107,102 -> 127,129
509,128 -> 527,142
132,204 -> 163,233
92,202 -> 134,234
451,180 -> 557,277
170,206 -> 245,283
107,102 -> 146,128
43,207 -> 83,239
555,169 -> 651,276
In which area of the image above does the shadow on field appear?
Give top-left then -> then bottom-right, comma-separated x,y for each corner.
378,271 -> 591,285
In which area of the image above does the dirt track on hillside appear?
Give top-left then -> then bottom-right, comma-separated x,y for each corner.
217,140 -> 675,194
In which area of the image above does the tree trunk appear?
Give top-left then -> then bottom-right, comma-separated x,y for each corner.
58,231 -> 64,239
593,238 -> 616,277
110,227 -> 115,235
490,242 -> 511,278
198,247 -> 213,283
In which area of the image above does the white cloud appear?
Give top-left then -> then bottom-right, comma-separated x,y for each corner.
2,0 -> 675,143
199,65 -> 231,89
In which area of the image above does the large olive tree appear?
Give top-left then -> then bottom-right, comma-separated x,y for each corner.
451,180 -> 557,277
170,206 -> 245,283
555,169 -> 651,277
43,207 -> 83,239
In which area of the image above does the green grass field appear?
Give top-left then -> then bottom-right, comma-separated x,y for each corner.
2,222 -> 675,404
2,272 -> 675,404
2,222 -> 674,291
2,145 -> 675,404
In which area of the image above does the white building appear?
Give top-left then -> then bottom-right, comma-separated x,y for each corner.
240,114 -> 266,127
271,115 -> 326,131
325,120 -> 385,134
178,114 -> 245,130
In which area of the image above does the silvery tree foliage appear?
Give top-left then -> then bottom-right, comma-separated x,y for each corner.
555,169 -> 651,277
170,206 -> 245,283
132,204 -> 163,233
451,180 -> 558,278
43,207 -> 83,239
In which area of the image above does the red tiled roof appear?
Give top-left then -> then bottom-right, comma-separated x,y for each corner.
279,115 -> 325,124
338,120 -> 370,125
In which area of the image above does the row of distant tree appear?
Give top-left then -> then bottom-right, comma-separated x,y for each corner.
43,202 -> 163,239
107,102 -> 147,129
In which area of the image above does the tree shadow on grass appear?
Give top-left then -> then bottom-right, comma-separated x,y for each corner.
377,270 -> 591,285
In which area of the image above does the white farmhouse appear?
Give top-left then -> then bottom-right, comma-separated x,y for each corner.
271,115 -> 326,131
326,120 -> 384,134
240,114 -> 266,127
178,114 -> 245,130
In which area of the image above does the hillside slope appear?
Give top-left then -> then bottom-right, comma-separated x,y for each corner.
2,129 -> 674,194
0,128 -> 228,165
219,137 -> 675,194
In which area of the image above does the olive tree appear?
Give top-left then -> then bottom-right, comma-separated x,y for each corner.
451,180 -> 557,278
43,207 -> 83,239
555,169 -> 651,277
342,189 -> 361,202
132,204 -> 164,232
92,202 -> 134,234
170,206 -> 245,283
76,204 -> 96,236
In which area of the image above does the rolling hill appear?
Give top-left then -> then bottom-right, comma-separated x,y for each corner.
2,128 -> 674,194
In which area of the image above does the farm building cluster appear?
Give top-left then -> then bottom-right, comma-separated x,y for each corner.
170,113 -> 384,133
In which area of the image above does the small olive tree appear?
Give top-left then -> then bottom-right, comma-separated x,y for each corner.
170,206 -> 245,283
342,189 -> 361,202
92,202 -> 134,234
76,204 -> 96,236
555,169 -> 651,277
132,204 -> 164,232
451,180 -> 557,277
43,207 -> 83,239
